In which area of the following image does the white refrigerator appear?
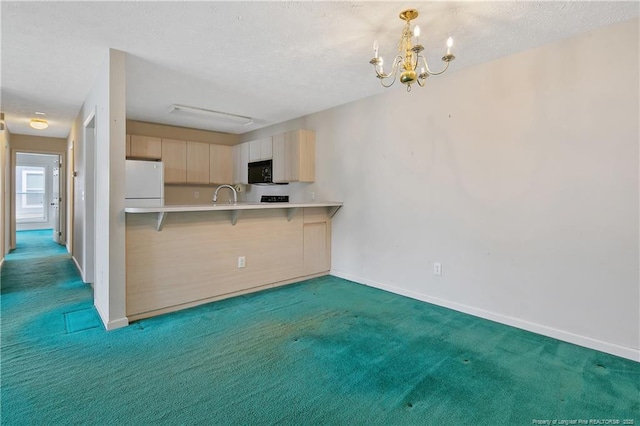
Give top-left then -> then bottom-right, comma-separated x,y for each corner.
125,160 -> 164,207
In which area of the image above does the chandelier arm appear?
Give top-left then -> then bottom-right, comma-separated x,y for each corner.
416,77 -> 426,87
380,73 -> 398,88
375,55 -> 404,79
379,57 -> 403,88
421,55 -> 450,76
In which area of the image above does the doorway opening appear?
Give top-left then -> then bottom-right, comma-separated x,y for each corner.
13,152 -> 66,245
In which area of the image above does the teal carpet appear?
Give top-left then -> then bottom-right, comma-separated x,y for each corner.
1,230 -> 638,425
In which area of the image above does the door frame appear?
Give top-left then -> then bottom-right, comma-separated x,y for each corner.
9,148 -> 67,249
81,109 -> 96,284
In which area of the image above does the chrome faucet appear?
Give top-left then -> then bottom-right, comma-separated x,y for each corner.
213,184 -> 238,205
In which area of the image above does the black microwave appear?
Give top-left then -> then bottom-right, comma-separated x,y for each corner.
248,160 -> 273,184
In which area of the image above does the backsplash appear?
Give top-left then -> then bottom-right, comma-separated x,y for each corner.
165,185 -> 233,205
164,182 -> 316,205
243,184 -> 290,203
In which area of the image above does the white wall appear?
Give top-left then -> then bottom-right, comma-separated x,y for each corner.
104,49 -> 127,330
243,19 -> 640,361
70,48 -> 127,330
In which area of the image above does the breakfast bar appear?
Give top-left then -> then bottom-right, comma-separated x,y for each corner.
125,202 -> 342,320
125,202 -> 342,230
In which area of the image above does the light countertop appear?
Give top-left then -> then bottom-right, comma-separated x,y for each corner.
124,201 -> 342,213
125,202 -> 343,230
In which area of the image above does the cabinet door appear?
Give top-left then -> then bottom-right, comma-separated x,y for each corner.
233,142 -> 249,184
272,134 -> 286,183
297,130 -> 315,183
210,144 -> 233,184
248,139 -> 261,162
272,130 -> 315,183
249,137 -> 272,161
303,222 -> 330,275
186,141 -> 210,184
286,131 -> 300,182
130,135 -> 162,159
162,139 -> 187,184
260,137 -> 272,160
126,134 -> 131,158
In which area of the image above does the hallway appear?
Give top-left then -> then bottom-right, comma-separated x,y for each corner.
1,229 -> 100,353
1,229 -> 95,328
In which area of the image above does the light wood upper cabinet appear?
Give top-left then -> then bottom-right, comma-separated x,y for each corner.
209,145 -> 233,184
272,129 -> 315,183
233,142 -> 250,185
161,139 -> 187,184
126,134 -> 131,157
248,137 -> 272,162
186,141 -> 210,184
160,139 -> 233,185
130,135 -> 162,159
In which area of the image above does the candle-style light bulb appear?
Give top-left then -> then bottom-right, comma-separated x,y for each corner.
373,40 -> 379,58
414,25 -> 421,45
446,37 -> 453,55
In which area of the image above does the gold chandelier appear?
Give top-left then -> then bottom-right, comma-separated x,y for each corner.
369,9 -> 455,92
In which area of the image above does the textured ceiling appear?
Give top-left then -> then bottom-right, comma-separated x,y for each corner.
2,1 -> 638,138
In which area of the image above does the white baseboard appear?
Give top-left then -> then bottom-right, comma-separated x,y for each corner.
95,303 -> 129,331
330,270 -> 639,362
71,256 -> 86,283
105,317 -> 129,331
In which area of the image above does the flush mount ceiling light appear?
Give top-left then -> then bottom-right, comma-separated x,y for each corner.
169,104 -> 254,126
29,119 -> 49,130
369,9 -> 456,92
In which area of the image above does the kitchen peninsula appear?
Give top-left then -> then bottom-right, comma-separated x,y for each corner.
125,202 -> 342,320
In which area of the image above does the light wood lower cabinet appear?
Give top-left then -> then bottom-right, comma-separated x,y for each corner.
303,207 -> 331,275
303,223 -> 329,275
210,144 -> 233,184
186,141 -> 210,184
161,139 -> 187,184
126,207 -> 334,320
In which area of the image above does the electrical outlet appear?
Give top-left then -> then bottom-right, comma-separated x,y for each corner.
311,191 -> 315,201
237,256 -> 246,268
434,262 -> 442,276
194,191 -> 199,199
